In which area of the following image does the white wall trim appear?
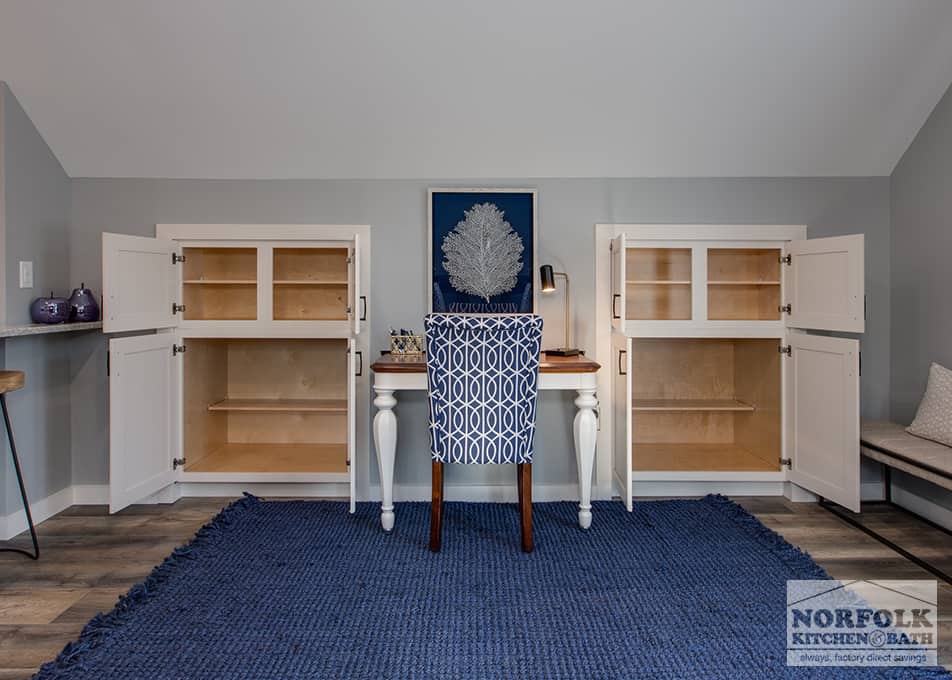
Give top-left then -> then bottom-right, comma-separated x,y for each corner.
862,480 -> 886,502
891,485 -> 952,531
2,484 -> 109,540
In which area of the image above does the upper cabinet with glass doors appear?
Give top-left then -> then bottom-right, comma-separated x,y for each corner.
102,225 -> 367,337
611,228 -> 864,335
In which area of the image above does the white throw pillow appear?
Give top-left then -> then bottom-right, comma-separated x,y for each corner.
907,362 -> 952,447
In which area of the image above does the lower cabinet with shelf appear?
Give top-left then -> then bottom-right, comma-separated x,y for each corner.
182,338 -> 351,478
626,337 -> 781,474
108,333 -> 362,513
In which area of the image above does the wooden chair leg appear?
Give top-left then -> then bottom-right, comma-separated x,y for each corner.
430,461 -> 444,552
518,462 -> 533,553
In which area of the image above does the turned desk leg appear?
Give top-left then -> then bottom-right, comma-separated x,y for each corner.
574,387 -> 598,530
373,388 -> 398,532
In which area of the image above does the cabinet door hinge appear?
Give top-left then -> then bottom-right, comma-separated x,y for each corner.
172,253 -> 186,264
779,254 -> 792,265
779,345 -> 792,356
346,254 -> 354,264
780,457 -> 792,468
779,304 -> 792,315
172,303 -> 186,315
173,344 -> 186,356
173,457 -> 186,469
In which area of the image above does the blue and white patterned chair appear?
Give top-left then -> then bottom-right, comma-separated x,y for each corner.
424,313 -> 543,552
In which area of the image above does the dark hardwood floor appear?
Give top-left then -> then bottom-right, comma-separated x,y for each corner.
1,497 -> 951,678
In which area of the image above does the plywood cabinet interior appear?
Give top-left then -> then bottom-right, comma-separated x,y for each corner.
625,248 -> 692,320
184,338 -> 349,474
629,338 -> 780,472
273,248 -> 349,321
707,248 -> 781,321
182,247 -> 258,321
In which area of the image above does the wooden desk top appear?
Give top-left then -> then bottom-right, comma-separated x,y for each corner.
371,352 -> 600,374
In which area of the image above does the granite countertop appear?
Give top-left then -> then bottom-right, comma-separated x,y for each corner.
0,321 -> 103,338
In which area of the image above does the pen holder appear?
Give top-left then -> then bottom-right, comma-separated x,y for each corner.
390,334 -> 425,356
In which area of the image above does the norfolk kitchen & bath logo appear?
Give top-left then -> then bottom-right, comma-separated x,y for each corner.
786,580 -> 937,667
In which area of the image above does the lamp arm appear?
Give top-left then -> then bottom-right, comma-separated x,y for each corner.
555,271 -> 570,350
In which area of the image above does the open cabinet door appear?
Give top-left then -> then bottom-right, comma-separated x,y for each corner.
611,235 -> 625,332
102,233 -> 177,333
612,334 -> 632,510
350,234 -> 362,336
783,234 -> 864,333
109,334 -> 180,513
785,334 -> 860,512
347,339 -> 358,513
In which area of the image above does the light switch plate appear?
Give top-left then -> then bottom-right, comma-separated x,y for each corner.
20,260 -> 33,288
19,261 -> 33,289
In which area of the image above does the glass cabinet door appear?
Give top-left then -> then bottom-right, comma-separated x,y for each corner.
182,247 -> 258,320
706,248 -> 781,321
272,247 -> 349,321
625,247 -> 692,320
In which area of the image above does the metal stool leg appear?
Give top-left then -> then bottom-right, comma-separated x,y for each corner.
0,393 -> 39,559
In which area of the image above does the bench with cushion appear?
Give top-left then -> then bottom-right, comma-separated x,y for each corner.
862,420 -> 952,496
825,420 -> 952,584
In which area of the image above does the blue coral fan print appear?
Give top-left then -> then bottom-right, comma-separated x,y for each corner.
431,190 -> 535,313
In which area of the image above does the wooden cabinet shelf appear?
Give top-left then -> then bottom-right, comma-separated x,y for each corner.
184,279 -> 256,285
632,398 -> 754,412
185,443 -> 348,473
273,280 -> 347,286
208,398 -> 347,413
627,280 -> 692,286
708,281 -> 779,286
632,443 -> 778,472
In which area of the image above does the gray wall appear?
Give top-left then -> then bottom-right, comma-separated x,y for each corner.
888,82 -> 952,521
69,177 -> 891,492
0,83 -> 73,515
890,82 -> 952,422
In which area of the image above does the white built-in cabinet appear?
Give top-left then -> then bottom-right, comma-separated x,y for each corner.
608,226 -> 863,512
102,225 -> 370,514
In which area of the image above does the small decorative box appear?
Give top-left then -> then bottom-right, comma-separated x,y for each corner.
390,334 -> 425,355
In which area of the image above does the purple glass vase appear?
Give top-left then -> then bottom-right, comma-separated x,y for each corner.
30,292 -> 70,324
68,283 -> 100,322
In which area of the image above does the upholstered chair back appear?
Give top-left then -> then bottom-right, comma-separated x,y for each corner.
424,314 -> 543,465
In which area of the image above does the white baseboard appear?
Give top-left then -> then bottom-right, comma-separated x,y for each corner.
2,484 -> 109,540
861,480 -> 886,502
2,486 -> 73,540
890,485 -> 952,531
72,484 -> 109,505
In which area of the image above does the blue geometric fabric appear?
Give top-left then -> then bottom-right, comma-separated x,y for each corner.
424,314 -> 543,464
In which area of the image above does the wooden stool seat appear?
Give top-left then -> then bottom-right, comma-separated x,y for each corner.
0,371 -> 25,394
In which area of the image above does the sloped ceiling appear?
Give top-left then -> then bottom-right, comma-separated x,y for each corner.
1,0 -> 951,179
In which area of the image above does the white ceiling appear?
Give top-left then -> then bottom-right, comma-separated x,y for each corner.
1,0 -> 951,179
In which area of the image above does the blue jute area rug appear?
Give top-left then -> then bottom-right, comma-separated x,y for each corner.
35,495 -> 950,679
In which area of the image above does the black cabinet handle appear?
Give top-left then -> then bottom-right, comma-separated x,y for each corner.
355,351 -> 363,377
612,293 -> 621,319
359,296 -> 367,321
618,349 -> 627,375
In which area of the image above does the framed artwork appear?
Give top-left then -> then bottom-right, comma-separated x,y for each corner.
428,188 -> 537,314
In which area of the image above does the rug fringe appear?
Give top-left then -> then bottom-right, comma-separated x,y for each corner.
702,494 -> 828,580
32,493 -> 260,679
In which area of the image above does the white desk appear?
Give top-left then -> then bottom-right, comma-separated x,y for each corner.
370,352 -> 601,532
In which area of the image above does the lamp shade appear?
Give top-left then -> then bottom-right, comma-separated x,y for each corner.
540,264 -> 556,293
